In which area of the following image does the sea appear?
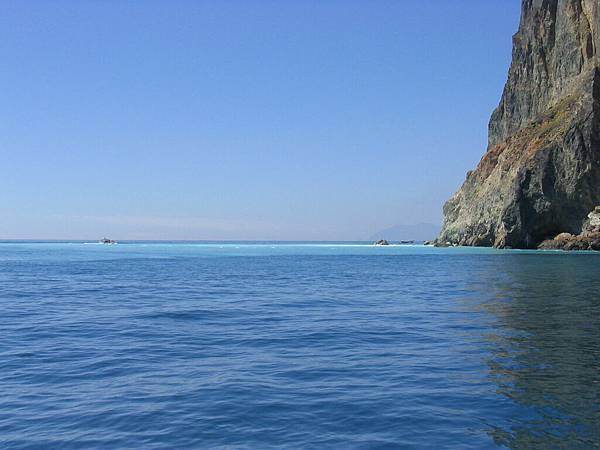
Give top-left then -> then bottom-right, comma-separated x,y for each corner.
1,241 -> 599,449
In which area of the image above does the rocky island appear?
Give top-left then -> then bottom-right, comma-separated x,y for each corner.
437,0 -> 600,250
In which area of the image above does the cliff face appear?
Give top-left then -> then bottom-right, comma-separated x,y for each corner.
438,0 -> 600,248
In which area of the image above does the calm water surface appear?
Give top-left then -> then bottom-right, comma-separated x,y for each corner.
1,242 -> 599,449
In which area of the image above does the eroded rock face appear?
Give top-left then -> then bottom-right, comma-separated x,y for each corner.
583,205 -> 600,231
438,0 -> 600,249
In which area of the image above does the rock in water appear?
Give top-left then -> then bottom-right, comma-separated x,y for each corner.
438,0 -> 600,249
538,205 -> 600,250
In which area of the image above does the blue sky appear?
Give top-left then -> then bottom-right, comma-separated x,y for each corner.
0,0 -> 521,240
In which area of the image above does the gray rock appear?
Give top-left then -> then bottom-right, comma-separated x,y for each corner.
438,0 -> 600,249
583,206 -> 600,232
374,240 -> 390,246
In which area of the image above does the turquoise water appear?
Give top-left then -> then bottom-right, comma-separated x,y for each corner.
1,242 -> 599,449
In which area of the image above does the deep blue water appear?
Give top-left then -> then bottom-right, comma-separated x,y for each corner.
1,242 -> 599,449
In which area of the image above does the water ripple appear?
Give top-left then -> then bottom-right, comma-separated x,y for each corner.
0,243 -> 599,448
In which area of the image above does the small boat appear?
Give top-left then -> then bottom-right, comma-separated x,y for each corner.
100,237 -> 117,245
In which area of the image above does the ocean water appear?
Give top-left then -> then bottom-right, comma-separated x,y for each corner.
1,242 -> 599,449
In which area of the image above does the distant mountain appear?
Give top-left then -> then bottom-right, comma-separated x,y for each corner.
369,223 -> 440,242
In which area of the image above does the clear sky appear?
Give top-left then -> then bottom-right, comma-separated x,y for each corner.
0,0 -> 521,240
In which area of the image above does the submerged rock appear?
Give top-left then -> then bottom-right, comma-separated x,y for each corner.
437,0 -> 600,249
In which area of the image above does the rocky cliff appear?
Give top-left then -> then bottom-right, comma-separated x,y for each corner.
438,0 -> 600,249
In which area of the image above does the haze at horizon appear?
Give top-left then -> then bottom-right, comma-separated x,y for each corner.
0,0 -> 521,240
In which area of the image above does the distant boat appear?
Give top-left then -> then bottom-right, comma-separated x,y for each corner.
100,238 -> 117,245
399,240 -> 415,245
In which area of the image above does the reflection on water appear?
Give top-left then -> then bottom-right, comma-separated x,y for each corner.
475,255 -> 600,448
